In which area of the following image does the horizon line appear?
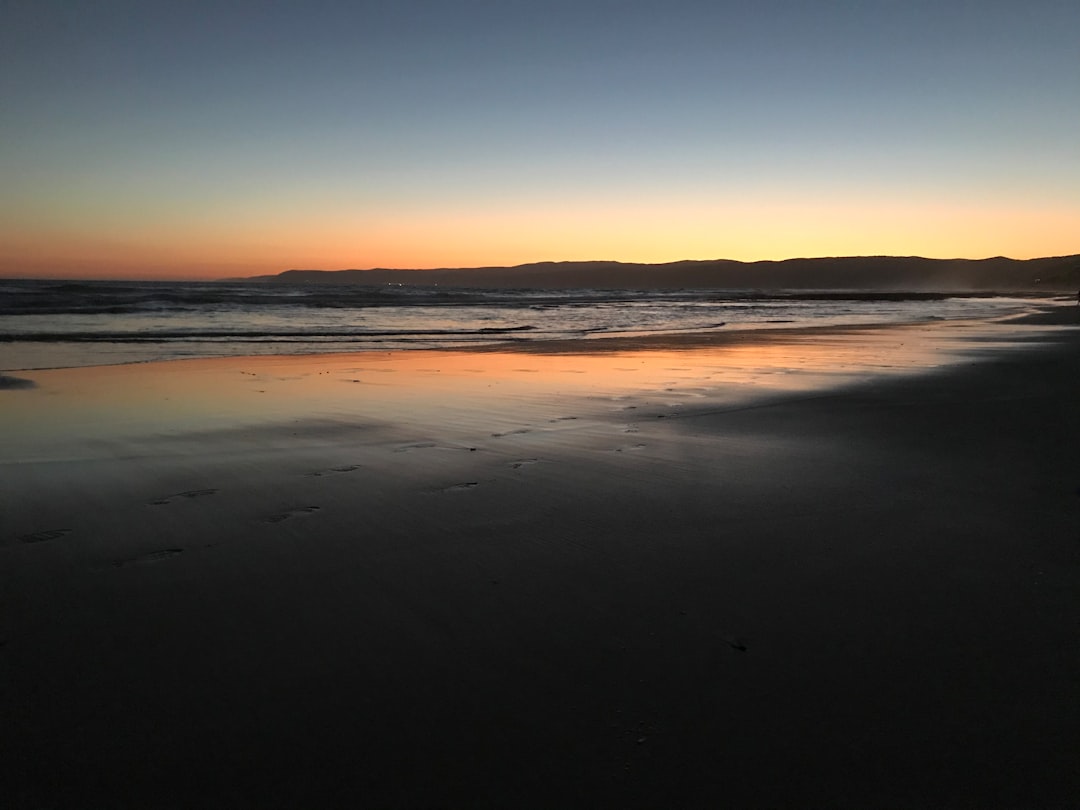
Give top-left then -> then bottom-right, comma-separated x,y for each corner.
3,252 -> 1079,283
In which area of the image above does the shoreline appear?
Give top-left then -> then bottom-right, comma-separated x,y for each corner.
4,314 -> 1074,466
3,311 -> 1079,807
4,303 -> 1076,377
3,296 -> 1074,373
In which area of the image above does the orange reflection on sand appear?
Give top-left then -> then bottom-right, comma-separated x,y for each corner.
2,323 -> 969,463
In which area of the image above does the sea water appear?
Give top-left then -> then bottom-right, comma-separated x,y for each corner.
0,278 -> 1056,370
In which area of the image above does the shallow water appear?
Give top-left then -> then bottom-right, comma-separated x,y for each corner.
0,317 -> 1044,464
0,279 -> 1054,369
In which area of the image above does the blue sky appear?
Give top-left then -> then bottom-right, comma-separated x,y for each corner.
2,0 -> 1078,278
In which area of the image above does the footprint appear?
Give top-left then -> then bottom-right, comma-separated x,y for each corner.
17,528 -> 72,545
149,488 -> 218,506
395,442 -> 438,453
491,428 -> 530,438
264,506 -> 321,523
614,444 -> 647,453
113,548 -> 184,567
548,416 -> 578,423
306,464 -> 361,477
724,636 -> 749,653
440,482 -> 479,492
509,459 -> 539,469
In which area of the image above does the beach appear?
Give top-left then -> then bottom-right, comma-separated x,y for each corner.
2,310 -> 1079,808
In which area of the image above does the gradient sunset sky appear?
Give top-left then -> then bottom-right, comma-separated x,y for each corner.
3,0 -> 1078,280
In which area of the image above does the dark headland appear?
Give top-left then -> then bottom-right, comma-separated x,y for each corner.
250,254 -> 1080,290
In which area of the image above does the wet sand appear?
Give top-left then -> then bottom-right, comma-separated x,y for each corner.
2,311 -> 1079,808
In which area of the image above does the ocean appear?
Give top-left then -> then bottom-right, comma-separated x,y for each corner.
0,278 -> 1055,370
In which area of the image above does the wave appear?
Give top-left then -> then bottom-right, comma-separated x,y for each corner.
1,325 -> 539,343
0,279 -> 983,317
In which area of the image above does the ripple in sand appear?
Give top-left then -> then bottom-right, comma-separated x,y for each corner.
149,488 -> 218,506
491,428 -> 531,438
113,548 -> 184,567
17,528 -> 72,544
264,506 -> 321,523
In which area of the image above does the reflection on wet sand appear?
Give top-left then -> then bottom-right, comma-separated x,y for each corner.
1,320 -> 1008,462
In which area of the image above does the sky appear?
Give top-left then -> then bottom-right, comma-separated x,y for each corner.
2,0 -> 1078,280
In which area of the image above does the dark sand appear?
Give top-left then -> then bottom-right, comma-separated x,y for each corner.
2,311 -> 1079,808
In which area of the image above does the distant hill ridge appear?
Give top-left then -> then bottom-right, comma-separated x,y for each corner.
250,255 -> 1080,290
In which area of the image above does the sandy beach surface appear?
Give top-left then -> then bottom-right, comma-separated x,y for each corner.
2,310 -> 1079,808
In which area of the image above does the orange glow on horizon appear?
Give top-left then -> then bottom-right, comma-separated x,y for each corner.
2,195 -> 1077,280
